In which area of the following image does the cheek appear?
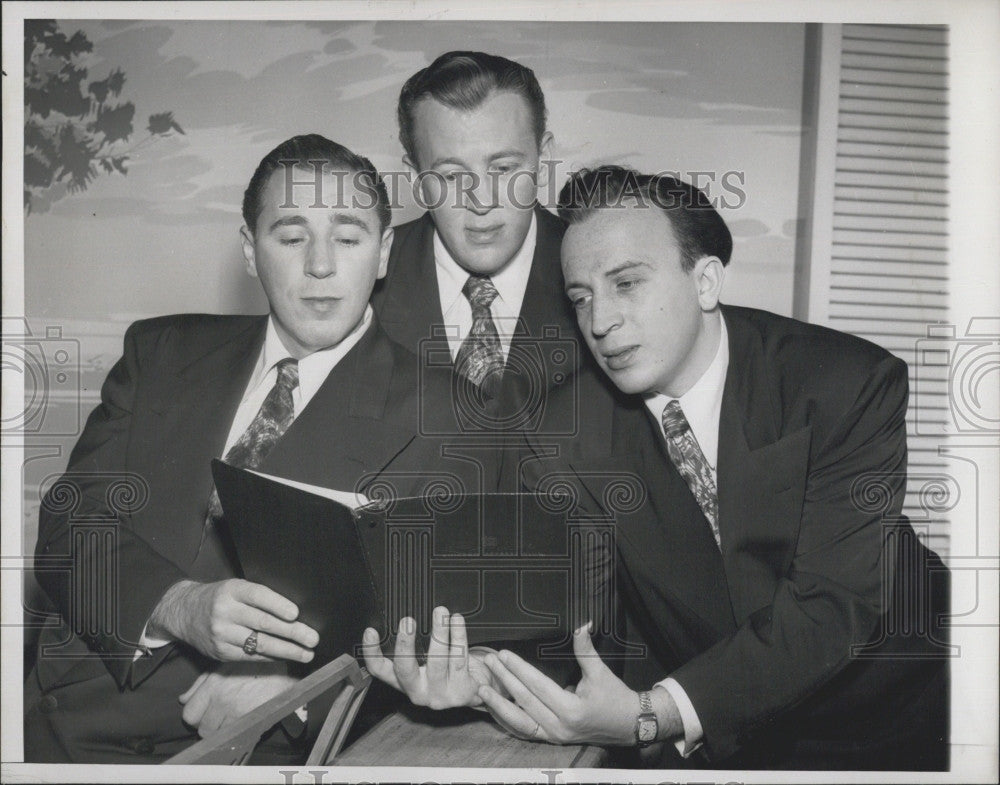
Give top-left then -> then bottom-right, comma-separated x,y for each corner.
419,178 -> 449,210
426,199 -> 461,236
507,174 -> 537,207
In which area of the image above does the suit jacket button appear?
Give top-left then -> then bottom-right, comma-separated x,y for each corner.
39,694 -> 58,714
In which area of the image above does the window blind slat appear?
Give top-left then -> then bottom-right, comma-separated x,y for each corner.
847,24 -> 947,44
827,25 -> 950,553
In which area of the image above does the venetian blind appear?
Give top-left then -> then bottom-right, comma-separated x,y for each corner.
800,23 -> 951,557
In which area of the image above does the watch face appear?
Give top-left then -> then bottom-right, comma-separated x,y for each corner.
638,718 -> 657,742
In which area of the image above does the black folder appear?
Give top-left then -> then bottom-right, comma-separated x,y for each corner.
211,460 -> 584,667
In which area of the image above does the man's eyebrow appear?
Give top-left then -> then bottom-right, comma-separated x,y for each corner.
267,215 -> 308,233
605,260 -> 651,278
428,151 -> 527,169
488,149 -> 526,162
331,213 -> 373,233
428,156 -> 467,169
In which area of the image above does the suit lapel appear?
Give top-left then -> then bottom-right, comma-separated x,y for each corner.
149,317 -> 266,466
376,213 -> 445,350
525,388 -> 737,638
716,307 -> 811,622
511,207 -> 572,341
621,405 -> 736,636
260,322 -> 417,492
138,318 -> 265,574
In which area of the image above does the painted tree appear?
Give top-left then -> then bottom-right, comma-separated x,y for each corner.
24,20 -> 185,213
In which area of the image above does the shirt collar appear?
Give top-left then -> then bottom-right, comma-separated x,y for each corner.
433,211 -> 537,318
643,311 -> 729,470
253,304 -> 373,406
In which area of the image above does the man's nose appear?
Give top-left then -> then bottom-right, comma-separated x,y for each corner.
305,242 -> 335,278
461,171 -> 499,215
590,297 -> 622,337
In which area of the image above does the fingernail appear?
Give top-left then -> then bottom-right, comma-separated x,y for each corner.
363,628 -> 376,642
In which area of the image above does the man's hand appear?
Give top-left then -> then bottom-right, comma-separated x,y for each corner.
178,662 -> 298,738
362,606 -> 497,709
478,624 -> 666,746
148,579 -> 319,663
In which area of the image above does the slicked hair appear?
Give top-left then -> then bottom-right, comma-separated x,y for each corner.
558,165 -> 733,271
242,134 -> 391,234
397,51 -> 547,165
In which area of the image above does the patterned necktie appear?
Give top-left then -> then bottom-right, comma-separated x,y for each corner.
206,357 -> 299,524
454,274 -> 504,393
661,400 -> 721,549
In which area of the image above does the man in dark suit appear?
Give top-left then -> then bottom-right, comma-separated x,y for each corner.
24,135 -> 465,763
465,166 -> 951,770
371,51 -> 582,492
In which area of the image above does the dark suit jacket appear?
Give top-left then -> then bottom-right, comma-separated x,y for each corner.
522,305 -> 949,770
370,207 -> 614,685
26,314 -> 469,763
371,207 -> 583,493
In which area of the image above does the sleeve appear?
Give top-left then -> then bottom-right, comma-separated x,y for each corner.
657,677 -> 704,756
34,321 -> 191,689
669,355 -> 910,761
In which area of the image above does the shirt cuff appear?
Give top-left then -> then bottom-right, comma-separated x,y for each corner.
132,621 -> 173,662
656,677 -> 704,757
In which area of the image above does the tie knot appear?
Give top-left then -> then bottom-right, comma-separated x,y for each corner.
661,400 -> 690,439
275,357 -> 299,391
462,274 -> 499,310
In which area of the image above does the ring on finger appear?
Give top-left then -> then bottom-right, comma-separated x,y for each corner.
243,630 -> 259,656
528,720 -> 540,739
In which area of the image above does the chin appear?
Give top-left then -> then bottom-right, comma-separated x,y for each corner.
298,326 -> 351,353
602,366 -> 651,396
457,250 -> 514,276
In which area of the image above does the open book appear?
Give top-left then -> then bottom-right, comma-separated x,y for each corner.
212,460 -> 588,668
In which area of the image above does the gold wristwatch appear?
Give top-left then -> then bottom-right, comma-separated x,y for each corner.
634,690 -> 657,747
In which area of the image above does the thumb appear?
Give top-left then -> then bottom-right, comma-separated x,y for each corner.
573,622 -> 602,678
179,671 -> 210,704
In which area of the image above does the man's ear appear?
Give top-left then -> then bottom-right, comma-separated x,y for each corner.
536,131 -> 554,189
402,153 -> 418,176
694,255 -> 726,311
377,226 -> 394,280
239,225 -> 259,278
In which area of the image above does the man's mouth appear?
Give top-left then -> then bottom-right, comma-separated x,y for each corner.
602,346 -> 638,371
301,296 -> 341,313
465,224 -> 504,245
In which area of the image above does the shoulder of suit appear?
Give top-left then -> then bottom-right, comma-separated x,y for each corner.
123,313 -> 265,354
387,213 -> 433,254
723,304 -> 908,386
535,205 -> 566,237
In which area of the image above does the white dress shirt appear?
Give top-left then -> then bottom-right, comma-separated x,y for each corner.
221,305 -> 372,453
433,213 -> 537,361
642,311 -> 729,757
138,306 -> 373,653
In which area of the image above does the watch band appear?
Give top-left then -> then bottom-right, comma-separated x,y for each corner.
635,690 -> 657,747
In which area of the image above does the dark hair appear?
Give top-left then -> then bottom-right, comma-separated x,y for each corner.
557,166 -> 733,271
242,134 -> 391,234
397,51 -> 547,165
